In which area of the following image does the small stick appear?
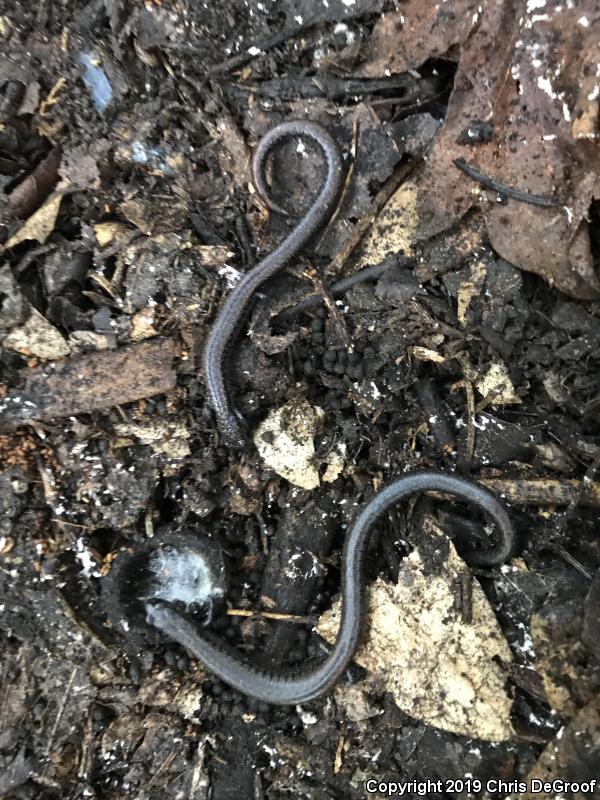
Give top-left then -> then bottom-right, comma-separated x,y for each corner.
207,15 -> 319,76
226,608 -> 313,624
460,570 -> 473,624
325,158 -> 418,280
453,157 -> 561,208
455,353 -> 476,465
278,260 -> 400,320
479,478 -> 600,507
44,667 -> 78,759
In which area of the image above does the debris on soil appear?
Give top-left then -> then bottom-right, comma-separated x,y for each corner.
480,478 -> 600,507
318,529 -> 514,740
475,361 -> 521,406
0,339 -> 176,430
253,398 -> 325,490
114,418 -> 191,459
582,568 -> 600,662
2,192 -> 62,249
514,698 -> 600,800
531,592 -> 600,718
359,0 -> 600,299
0,0 -> 599,795
3,305 -> 70,360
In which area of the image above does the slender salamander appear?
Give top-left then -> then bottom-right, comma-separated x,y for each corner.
203,120 -> 345,448
146,471 -> 515,704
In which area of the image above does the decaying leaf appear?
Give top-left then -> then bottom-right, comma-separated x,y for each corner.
114,419 -> 191,458
457,261 -> 487,325
476,362 -> 521,405
531,597 -> 600,718
94,221 -> 131,247
130,306 -> 158,341
359,0 -> 600,299
3,306 -> 70,360
137,669 -> 206,720
253,398 -> 324,490
511,699 -> 600,800
355,181 -> 420,268
322,450 -> 345,483
318,541 -> 514,740
3,193 -> 62,249
361,0 -> 476,78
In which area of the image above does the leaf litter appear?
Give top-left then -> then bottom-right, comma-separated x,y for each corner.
0,0 -> 599,796
318,523 -> 514,741
357,0 -> 600,298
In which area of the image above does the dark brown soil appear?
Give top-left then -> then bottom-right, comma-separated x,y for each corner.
0,2 -> 599,799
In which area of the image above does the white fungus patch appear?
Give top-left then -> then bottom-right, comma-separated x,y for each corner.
218,263 -> 243,288
537,76 -> 555,99
145,547 -> 223,607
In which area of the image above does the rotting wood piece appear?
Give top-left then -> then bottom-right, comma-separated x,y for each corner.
480,478 -> 600,507
0,338 -> 176,431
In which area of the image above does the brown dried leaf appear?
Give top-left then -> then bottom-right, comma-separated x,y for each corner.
362,0 -> 600,298
361,0 -> 478,77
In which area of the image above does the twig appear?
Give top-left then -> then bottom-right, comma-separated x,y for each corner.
551,544 -> 593,581
325,158 -> 418,280
453,157 -> 561,208
207,15 -> 320,76
455,353 -> 476,465
147,751 -> 177,790
479,477 -> 600,507
227,608 -> 313,624
460,570 -> 473,624
278,260 -> 401,320
44,667 -> 78,760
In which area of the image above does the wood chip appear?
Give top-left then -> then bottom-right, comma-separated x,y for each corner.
0,338 -> 176,431
480,478 -> 600,507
